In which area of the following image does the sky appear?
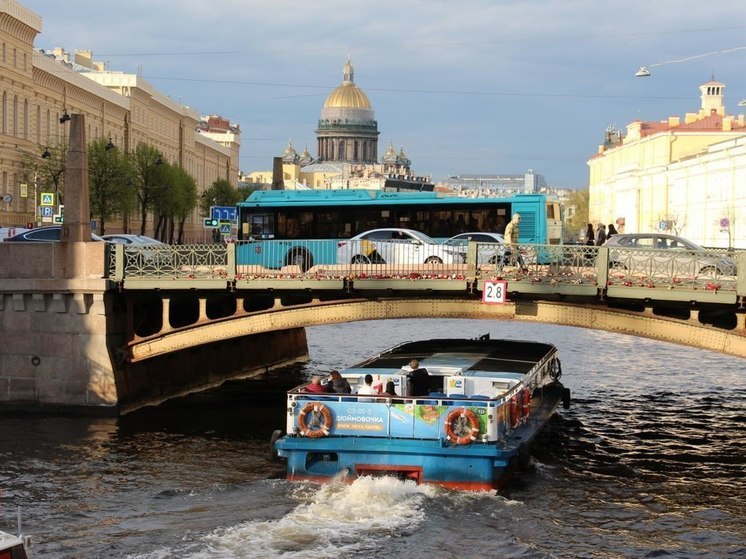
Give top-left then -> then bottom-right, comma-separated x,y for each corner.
18,0 -> 746,188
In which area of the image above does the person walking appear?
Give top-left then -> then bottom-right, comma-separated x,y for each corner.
607,223 -> 618,237
503,213 -> 527,270
585,223 -> 595,246
595,223 -> 607,246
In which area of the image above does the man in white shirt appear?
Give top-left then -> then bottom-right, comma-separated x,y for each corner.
357,374 -> 377,400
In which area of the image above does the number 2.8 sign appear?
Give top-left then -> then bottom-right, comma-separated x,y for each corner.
482,280 -> 507,304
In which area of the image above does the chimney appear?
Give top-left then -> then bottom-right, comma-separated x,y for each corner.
271,157 -> 285,190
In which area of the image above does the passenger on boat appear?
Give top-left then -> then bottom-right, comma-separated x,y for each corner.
408,359 -> 430,396
305,376 -> 330,393
328,370 -> 352,394
383,381 -> 397,396
357,374 -> 377,397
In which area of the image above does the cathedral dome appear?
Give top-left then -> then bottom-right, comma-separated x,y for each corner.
323,59 -> 372,109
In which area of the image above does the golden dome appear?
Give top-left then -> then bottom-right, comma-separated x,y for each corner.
323,58 -> 372,109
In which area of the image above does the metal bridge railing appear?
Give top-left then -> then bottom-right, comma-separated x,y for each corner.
105,241 -> 746,300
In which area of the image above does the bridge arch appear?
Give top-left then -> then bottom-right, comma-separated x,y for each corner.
128,297 -> 746,362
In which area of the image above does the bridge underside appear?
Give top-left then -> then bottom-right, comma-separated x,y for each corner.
128,296 -> 746,361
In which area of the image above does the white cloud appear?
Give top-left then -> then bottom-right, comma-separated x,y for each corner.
20,0 -> 746,186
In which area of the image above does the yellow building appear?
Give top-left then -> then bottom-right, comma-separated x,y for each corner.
588,79 -> 746,247
0,1 -> 239,240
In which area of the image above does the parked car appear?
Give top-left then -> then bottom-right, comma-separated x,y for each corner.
442,232 -> 506,264
100,234 -> 166,247
3,225 -> 104,242
604,233 -> 737,276
101,234 -> 170,266
337,228 -> 463,265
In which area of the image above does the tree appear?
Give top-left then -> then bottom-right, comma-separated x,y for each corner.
565,187 -> 589,241
199,178 -> 242,216
152,163 -> 198,244
129,143 -> 167,235
88,138 -> 136,235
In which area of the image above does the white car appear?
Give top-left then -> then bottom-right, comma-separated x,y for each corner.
337,228 -> 463,265
443,232 -> 506,265
101,234 -> 171,265
0,227 -> 30,241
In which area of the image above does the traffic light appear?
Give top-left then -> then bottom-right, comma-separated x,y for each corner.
203,218 -> 219,228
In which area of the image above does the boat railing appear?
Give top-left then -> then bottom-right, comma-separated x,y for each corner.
286,387 -> 538,443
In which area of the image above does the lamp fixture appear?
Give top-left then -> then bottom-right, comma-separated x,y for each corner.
105,138 -> 115,151
59,109 -> 71,124
41,148 -> 51,159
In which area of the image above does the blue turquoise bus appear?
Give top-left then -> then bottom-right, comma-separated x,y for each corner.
235,189 -> 560,270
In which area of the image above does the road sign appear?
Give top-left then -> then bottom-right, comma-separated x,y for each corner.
219,220 -> 232,235
482,280 -> 507,304
20,183 -> 28,198
90,221 -> 96,230
211,206 -> 237,222
203,218 -> 219,228
53,215 -> 63,224
41,193 -> 54,206
40,206 -> 54,217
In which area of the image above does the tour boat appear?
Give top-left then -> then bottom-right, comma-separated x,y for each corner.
273,335 -> 571,491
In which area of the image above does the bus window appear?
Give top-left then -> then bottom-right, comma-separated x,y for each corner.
250,214 -> 275,239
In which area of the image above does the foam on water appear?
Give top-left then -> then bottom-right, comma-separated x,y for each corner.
188,476 -> 435,558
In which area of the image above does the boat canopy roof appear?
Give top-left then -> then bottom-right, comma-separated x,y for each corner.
344,338 -> 556,378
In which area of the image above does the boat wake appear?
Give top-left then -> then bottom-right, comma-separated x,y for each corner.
189,477 -> 436,558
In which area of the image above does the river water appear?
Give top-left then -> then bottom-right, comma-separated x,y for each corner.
1,319 -> 744,558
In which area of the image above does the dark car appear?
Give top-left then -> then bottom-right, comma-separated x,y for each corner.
3,225 -> 104,242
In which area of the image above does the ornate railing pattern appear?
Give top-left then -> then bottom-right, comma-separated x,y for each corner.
105,241 -> 746,302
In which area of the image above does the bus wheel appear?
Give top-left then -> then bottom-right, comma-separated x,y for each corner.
287,248 -> 312,272
425,256 -> 443,264
351,254 -> 370,264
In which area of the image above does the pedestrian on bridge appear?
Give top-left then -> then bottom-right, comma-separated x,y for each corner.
595,224 -> 607,246
504,213 -> 527,271
585,223 -> 595,246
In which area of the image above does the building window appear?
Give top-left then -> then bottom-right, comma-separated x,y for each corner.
23,99 -> 28,140
13,95 -> 18,137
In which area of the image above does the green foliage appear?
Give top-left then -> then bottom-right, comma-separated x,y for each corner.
129,143 -> 167,235
200,178 -> 242,215
88,138 -> 136,234
565,188 -> 590,240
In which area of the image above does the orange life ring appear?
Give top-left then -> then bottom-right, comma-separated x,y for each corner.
521,388 -> 532,418
444,407 -> 481,445
509,394 -> 522,428
298,402 -> 333,438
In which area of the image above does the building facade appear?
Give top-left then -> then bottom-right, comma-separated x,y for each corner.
0,1 -> 240,239
588,79 -> 746,247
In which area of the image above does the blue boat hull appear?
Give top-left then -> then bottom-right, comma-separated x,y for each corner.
275,382 -> 565,491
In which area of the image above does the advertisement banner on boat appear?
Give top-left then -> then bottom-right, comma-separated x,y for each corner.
319,401 -> 453,438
